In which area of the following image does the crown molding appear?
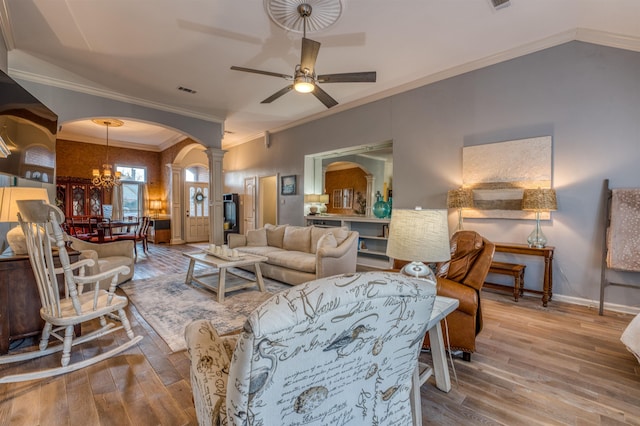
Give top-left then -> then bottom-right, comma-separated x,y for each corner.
7,68 -> 225,125
57,131 -> 184,152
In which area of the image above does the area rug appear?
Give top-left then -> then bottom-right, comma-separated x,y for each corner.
120,270 -> 289,352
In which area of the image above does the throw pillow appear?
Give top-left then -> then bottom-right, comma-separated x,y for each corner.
332,226 -> 350,245
246,228 -> 267,246
265,224 -> 287,248
316,232 -> 338,251
283,226 -> 312,253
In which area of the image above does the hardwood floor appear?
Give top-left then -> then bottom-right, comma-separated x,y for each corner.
1,242 -> 639,425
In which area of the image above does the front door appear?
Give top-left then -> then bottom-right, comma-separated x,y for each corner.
185,182 -> 209,242
244,177 -> 256,233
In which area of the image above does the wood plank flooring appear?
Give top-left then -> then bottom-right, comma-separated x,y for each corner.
1,242 -> 639,425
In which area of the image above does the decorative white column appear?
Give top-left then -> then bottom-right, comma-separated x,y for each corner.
366,175 -> 375,217
206,147 -> 226,245
168,164 -> 184,244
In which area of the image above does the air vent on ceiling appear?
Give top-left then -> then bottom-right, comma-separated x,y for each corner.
490,0 -> 510,9
178,86 -> 197,94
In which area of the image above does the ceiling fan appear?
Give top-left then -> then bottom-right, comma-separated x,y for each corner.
230,3 -> 376,109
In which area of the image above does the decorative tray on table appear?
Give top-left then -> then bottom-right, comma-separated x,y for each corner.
205,249 -> 246,261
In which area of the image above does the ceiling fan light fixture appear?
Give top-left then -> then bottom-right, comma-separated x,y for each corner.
294,75 -> 315,93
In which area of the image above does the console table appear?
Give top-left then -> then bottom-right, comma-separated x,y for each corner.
149,218 -> 171,244
492,243 -> 555,307
0,248 -> 79,354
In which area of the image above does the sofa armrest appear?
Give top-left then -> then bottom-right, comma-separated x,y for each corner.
316,231 -> 359,278
77,249 -> 101,276
185,319 -> 239,425
69,236 -> 134,259
227,233 -> 247,248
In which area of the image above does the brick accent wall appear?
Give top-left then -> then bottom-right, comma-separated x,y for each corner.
57,139 -> 164,203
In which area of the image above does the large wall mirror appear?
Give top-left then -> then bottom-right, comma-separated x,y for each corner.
304,141 -> 393,216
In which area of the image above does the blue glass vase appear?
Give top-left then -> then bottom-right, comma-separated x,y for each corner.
373,192 -> 390,218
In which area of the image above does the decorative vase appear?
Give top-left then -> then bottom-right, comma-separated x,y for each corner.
372,192 -> 390,219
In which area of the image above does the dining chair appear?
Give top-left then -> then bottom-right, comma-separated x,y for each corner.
118,216 -> 151,260
0,200 -> 142,383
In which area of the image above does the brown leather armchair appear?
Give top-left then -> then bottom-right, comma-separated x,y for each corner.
393,230 -> 495,361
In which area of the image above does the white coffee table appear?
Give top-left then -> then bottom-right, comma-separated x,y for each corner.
183,251 -> 268,302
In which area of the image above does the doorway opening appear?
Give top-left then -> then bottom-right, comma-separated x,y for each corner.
258,175 -> 278,227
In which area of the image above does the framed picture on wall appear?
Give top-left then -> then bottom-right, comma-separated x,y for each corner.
333,189 -> 342,208
281,175 -> 297,195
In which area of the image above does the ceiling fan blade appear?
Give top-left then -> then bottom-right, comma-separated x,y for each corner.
231,66 -> 292,79
312,85 -> 338,109
261,85 -> 294,104
317,71 -> 377,83
300,38 -> 321,74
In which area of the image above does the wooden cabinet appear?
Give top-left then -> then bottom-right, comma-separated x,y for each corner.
0,248 -> 79,354
305,215 -> 391,269
56,176 -> 104,218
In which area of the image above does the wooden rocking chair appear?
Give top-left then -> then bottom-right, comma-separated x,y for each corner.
0,200 -> 142,383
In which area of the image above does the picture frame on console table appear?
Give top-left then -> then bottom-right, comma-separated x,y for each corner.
281,175 -> 296,195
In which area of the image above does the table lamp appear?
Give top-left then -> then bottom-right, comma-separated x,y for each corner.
304,194 -> 321,215
386,208 -> 451,282
318,193 -> 329,214
522,188 -> 557,248
447,188 -> 474,231
0,186 -> 50,254
150,200 -> 162,218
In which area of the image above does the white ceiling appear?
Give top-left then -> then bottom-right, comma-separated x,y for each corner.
1,0 -> 640,151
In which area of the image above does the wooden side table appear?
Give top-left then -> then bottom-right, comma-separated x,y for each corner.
0,248 -> 79,354
492,243 -> 555,307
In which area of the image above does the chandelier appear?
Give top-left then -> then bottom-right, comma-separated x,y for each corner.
91,118 -> 123,189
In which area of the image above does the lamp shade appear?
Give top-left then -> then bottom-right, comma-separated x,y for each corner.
522,188 -> 557,211
386,209 -> 451,263
447,188 -> 474,209
319,193 -> 330,204
149,200 -> 162,210
304,194 -> 321,203
0,187 -> 50,222
0,186 -> 50,254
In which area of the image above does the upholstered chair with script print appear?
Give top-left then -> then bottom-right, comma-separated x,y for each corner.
185,271 -> 437,425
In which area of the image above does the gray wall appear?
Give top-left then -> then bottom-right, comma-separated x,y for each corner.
223,41 -> 640,310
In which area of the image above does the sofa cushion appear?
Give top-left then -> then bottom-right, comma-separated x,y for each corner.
283,226 -> 311,253
265,224 -> 287,248
267,250 -> 316,273
246,228 -> 267,246
236,245 -> 285,258
317,232 -> 338,251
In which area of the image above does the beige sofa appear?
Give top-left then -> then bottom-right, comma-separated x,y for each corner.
68,236 -> 135,289
227,224 -> 358,285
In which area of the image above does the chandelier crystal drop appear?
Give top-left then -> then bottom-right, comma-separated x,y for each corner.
91,118 -> 123,190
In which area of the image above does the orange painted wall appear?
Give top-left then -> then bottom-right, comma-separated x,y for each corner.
325,167 -> 368,215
